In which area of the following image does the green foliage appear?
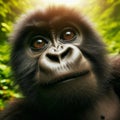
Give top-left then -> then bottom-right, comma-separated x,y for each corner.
0,43 -> 14,110
87,0 -> 120,54
98,0 -> 120,53
0,0 -> 31,110
0,43 -> 22,110
0,0 -> 31,42
0,0 -> 120,110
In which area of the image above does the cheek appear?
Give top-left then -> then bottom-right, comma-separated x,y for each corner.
12,50 -> 37,78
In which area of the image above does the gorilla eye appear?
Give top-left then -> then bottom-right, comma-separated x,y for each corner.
30,36 -> 48,50
60,29 -> 76,42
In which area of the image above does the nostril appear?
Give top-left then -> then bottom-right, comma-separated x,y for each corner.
46,47 -> 72,63
46,54 -> 59,63
61,47 -> 72,60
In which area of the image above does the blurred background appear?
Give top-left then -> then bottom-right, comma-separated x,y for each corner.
0,0 -> 120,110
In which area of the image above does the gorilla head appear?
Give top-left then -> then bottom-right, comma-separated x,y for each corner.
10,7 -> 110,108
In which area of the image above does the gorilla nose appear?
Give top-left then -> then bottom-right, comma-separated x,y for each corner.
46,46 -> 72,63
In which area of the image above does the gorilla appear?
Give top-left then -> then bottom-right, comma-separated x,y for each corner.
0,6 -> 120,120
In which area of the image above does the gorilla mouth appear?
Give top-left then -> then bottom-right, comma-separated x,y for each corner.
45,70 -> 90,86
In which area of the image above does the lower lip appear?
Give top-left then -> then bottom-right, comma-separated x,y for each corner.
59,71 -> 89,84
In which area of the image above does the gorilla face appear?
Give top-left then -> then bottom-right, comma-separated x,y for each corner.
10,7 -> 110,107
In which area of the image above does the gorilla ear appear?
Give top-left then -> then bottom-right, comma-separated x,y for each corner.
110,55 -> 120,97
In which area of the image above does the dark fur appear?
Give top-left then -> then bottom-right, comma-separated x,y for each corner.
0,6 -> 120,120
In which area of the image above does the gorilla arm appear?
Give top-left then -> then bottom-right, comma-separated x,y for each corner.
111,55 -> 120,98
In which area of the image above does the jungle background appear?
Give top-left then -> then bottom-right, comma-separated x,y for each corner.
0,0 -> 120,110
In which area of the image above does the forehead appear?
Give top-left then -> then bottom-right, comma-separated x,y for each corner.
21,7 -> 81,29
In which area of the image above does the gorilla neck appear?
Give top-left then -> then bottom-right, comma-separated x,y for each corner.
28,88 -> 120,120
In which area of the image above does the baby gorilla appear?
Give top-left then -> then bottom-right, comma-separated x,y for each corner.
0,6 -> 120,120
